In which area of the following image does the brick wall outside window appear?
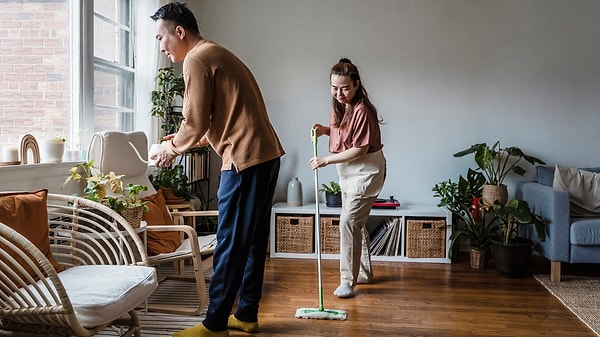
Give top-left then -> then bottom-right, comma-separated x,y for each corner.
0,0 -> 71,147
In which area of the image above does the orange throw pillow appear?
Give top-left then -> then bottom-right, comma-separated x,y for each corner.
143,189 -> 182,255
0,189 -> 64,277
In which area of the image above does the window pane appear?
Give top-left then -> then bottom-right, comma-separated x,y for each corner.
93,66 -> 134,109
94,0 -> 130,27
0,0 -> 71,147
93,16 -> 132,66
92,106 -> 134,132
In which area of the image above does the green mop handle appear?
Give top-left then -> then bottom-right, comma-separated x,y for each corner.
312,127 -> 324,311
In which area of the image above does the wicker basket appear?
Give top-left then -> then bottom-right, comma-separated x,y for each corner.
405,218 -> 446,258
275,215 -> 314,253
118,206 -> 144,229
482,184 -> 508,206
320,216 -> 340,254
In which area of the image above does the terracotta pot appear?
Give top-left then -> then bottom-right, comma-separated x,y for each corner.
161,187 -> 185,205
482,184 -> 508,206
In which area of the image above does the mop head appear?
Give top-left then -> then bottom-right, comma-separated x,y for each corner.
295,308 -> 347,320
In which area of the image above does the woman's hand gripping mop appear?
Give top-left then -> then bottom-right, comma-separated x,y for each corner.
295,127 -> 347,320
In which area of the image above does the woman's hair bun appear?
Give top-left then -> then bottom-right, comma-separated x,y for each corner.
339,57 -> 352,64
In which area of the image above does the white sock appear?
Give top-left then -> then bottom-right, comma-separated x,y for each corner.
333,283 -> 355,298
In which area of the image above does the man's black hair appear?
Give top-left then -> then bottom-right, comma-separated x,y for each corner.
150,2 -> 200,34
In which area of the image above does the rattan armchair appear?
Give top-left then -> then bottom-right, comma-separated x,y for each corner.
87,130 -> 217,315
0,193 -> 158,337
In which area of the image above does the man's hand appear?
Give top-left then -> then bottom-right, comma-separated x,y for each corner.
150,141 -> 177,168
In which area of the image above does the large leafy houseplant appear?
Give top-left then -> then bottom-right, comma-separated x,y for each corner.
490,199 -> 546,278
453,141 -> 545,205
453,141 -> 546,186
151,67 -> 185,137
63,160 -> 149,213
432,168 -> 485,215
492,199 -> 546,244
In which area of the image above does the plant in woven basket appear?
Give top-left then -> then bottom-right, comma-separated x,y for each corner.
63,160 -> 149,214
448,198 -> 498,258
453,141 -> 545,205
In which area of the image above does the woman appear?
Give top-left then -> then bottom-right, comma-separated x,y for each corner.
310,58 -> 386,298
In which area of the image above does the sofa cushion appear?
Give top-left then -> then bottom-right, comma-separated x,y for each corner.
536,165 -> 600,187
0,190 -> 64,277
570,218 -> 600,245
142,189 -> 181,255
536,165 -> 556,187
553,165 -> 600,217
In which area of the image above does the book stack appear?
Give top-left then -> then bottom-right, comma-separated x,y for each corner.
369,217 -> 402,256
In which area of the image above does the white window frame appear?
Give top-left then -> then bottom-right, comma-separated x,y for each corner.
71,0 -> 138,153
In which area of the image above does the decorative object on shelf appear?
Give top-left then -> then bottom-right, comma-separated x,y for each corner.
490,199 -> 546,278
319,180 -> 342,207
18,133 -> 40,164
1,145 -> 20,165
453,141 -> 545,205
39,135 -> 66,164
151,66 -> 185,138
63,160 -> 149,228
287,177 -> 303,207
148,163 -> 192,203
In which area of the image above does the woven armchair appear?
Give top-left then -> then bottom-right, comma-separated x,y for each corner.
0,193 -> 158,337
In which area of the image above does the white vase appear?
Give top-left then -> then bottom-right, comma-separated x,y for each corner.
40,139 -> 65,163
287,177 -> 303,207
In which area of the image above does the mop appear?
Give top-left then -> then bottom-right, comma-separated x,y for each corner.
295,127 -> 347,321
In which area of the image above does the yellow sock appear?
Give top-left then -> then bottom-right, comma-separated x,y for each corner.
172,323 -> 229,337
227,314 -> 259,333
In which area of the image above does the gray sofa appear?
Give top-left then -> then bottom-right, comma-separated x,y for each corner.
516,165 -> 600,282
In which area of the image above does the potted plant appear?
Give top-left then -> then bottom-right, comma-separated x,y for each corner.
151,66 -> 185,138
319,181 -> 342,207
453,141 -> 546,205
63,160 -> 149,227
433,168 -> 487,266
490,199 -> 546,278
148,163 -> 192,203
447,198 -> 499,269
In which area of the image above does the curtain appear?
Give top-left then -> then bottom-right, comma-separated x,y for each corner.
134,0 -> 170,147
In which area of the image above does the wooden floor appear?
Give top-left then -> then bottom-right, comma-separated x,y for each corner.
242,254 -> 598,337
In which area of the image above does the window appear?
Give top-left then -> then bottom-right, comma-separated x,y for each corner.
0,0 -> 139,157
91,0 -> 135,135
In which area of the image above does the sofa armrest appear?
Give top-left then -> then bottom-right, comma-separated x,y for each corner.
516,181 -> 571,262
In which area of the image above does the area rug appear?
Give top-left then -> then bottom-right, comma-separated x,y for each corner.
534,274 -> 600,336
97,267 -> 210,336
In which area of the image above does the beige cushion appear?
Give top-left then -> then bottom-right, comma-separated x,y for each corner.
0,190 -> 64,277
553,165 -> 600,217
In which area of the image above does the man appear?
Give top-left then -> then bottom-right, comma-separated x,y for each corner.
150,3 -> 284,337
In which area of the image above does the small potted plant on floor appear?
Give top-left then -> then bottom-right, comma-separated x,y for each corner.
453,141 -> 545,206
320,181 -> 342,207
433,168 -> 488,266
490,199 -> 546,278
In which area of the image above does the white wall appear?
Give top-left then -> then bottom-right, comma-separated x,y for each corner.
186,0 -> 600,206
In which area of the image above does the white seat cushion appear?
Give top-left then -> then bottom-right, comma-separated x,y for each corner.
176,233 -> 217,254
51,265 -> 157,327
